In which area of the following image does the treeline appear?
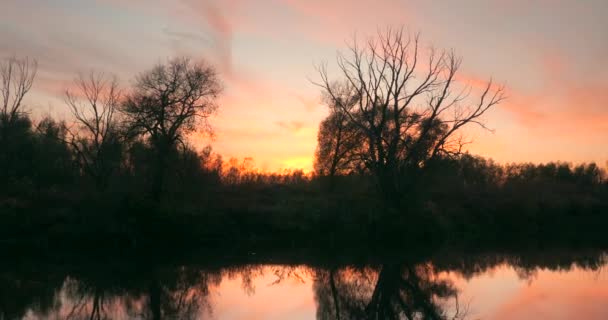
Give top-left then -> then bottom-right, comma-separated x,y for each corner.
0,56 -> 310,207
1,57 -> 221,207
2,103 -> 606,250
1,29 -> 608,254
2,114 -> 607,250
0,108 -> 316,209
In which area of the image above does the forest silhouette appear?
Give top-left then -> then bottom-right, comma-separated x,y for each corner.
1,29 -> 607,256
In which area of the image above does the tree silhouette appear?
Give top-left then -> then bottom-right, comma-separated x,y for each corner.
315,28 -> 505,207
122,57 -> 222,200
314,264 -> 466,320
314,104 -> 363,190
65,72 -> 123,191
1,56 -> 37,125
32,117 -> 74,191
0,56 -> 38,192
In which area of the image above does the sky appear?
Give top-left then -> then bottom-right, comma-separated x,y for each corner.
1,0 -> 607,172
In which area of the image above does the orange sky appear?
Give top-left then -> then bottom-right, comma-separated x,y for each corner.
2,0 -> 607,172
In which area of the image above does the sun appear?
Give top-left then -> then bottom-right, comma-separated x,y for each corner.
281,156 -> 313,172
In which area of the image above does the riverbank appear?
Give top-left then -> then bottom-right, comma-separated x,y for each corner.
2,182 -> 607,257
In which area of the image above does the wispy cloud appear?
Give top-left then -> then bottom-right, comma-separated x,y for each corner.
170,0 -> 237,77
276,120 -> 305,133
163,28 -> 210,44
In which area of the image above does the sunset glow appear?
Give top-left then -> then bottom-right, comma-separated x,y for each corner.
2,0 -> 607,171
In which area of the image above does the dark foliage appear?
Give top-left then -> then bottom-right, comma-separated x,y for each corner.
0,53 -> 606,256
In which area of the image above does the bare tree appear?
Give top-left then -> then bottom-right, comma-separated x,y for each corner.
122,57 -> 222,200
0,56 -> 37,124
315,28 -> 505,206
65,72 -> 123,191
0,56 -> 38,186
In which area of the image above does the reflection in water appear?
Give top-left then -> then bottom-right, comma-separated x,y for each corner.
1,250 -> 606,320
13,267 -> 223,320
313,265 -> 464,320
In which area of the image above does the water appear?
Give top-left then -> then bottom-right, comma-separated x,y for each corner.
3,249 -> 607,319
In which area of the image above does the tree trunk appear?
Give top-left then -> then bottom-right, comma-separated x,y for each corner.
152,140 -> 170,202
378,167 -> 401,210
149,279 -> 162,320
329,269 -> 341,320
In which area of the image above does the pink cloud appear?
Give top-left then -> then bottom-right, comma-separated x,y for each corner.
173,0 -> 237,77
494,47 -> 608,139
274,0 -> 412,45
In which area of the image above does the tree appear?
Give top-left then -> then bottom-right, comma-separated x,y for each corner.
315,28 -> 505,207
1,56 -> 37,125
0,56 -> 38,190
122,57 -> 222,200
314,108 -> 363,190
32,117 -> 74,190
65,72 -> 123,191
314,82 -> 366,185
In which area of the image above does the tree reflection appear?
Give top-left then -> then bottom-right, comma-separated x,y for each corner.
59,279 -> 145,320
1,249 -> 605,320
314,264 -> 466,320
8,267 -> 221,320
0,268 -> 61,320
143,267 -> 221,320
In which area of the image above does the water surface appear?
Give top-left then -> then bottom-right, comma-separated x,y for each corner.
3,250 -> 607,319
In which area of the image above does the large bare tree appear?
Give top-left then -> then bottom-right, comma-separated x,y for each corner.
0,56 -> 38,186
315,28 -> 505,206
122,57 -> 222,199
0,56 -> 37,124
65,72 -> 123,191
